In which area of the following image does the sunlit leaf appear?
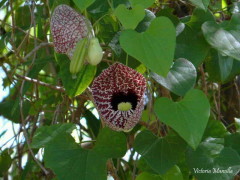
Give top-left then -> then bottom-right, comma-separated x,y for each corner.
120,17 -> 176,76
154,89 -> 210,149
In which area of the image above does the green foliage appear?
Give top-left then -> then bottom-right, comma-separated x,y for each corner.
32,126 -> 127,180
129,0 -> 155,9
154,89 -> 210,149
114,4 -> 145,30
136,166 -> 184,180
1,0 -> 240,179
151,58 -> 197,96
202,14 -> 240,61
0,99 -> 31,123
73,0 -> 95,12
134,130 -> 187,174
189,0 -> 210,11
56,54 -> 96,97
120,17 -> 176,76
0,149 -> 12,177
175,8 -> 214,66
31,123 -> 76,148
186,141 -> 240,180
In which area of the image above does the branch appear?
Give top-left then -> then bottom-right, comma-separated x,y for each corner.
15,74 -> 65,93
24,42 -> 54,60
107,159 -> 120,180
200,65 -> 208,95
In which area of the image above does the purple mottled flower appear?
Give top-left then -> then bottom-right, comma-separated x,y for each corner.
91,63 -> 146,131
50,5 -> 90,58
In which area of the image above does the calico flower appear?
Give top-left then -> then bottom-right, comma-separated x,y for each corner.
50,4 -> 91,58
91,63 -> 146,131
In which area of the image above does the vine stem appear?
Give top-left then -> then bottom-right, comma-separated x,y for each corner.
200,65 -> 208,95
15,74 -> 65,93
92,13 -> 110,28
234,81 -> 240,113
24,42 -> 53,60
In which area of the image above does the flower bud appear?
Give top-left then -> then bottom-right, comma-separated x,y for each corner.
87,38 -> 103,65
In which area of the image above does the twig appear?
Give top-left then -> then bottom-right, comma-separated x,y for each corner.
138,121 -> 150,129
132,153 -> 139,180
217,84 -> 221,121
24,42 -> 54,60
17,2 -> 50,175
234,81 -> 240,114
0,19 -> 43,42
21,116 -> 50,175
15,74 -> 65,93
200,65 -> 208,95
107,159 -> 120,180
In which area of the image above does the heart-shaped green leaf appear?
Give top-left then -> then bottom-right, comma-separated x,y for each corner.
114,4 -> 145,30
120,17 -> 176,76
154,89 -> 210,149
151,58 -> 197,96
32,126 -> 127,180
134,130 -> 187,174
202,14 -> 240,61
186,141 -> 240,180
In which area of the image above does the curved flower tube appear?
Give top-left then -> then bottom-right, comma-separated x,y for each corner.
91,63 -> 146,131
50,4 -> 92,58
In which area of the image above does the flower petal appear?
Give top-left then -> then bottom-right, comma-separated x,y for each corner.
50,5 -> 89,58
91,63 -> 146,131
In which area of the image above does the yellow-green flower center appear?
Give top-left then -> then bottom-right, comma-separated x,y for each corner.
117,102 -> 132,111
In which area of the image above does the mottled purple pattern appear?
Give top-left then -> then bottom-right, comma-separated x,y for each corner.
91,63 -> 146,131
50,5 -> 88,58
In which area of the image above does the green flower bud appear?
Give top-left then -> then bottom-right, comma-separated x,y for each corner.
87,38 -> 103,65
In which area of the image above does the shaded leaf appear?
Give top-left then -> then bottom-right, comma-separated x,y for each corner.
15,6 -> 31,29
134,130 -> 187,174
43,127 -> 127,180
136,9 -> 155,33
189,0 -> 210,11
202,14 -> 240,61
130,0 -> 155,8
22,56 -> 54,95
175,9 -> 214,66
94,127 -> 127,158
31,123 -> 76,148
136,166 -> 183,180
186,142 -> 240,180
0,99 -> 31,123
84,110 -> 100,137
225,133 -> 240,155
0,149 -> 12,177
156,8 -> 185,36
203,119 -> 228,139
73,0 -> 95,12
